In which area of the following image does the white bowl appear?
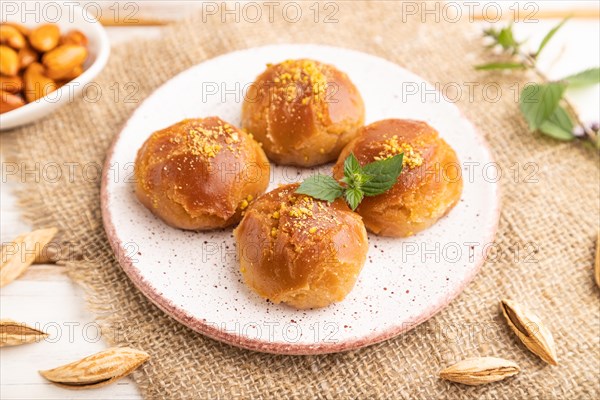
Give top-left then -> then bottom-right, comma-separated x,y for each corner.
0,3 -> 110,130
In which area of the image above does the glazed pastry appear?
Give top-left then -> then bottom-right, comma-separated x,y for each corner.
134,117 -> 270,230
333,119 -> 463,237
234,184 -> 368,309
241,59 -> 365,167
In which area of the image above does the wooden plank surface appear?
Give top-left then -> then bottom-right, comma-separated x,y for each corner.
0,24 -> 161,400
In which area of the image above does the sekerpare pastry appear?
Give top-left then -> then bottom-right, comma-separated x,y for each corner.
234,184 -> 368,309
242,59 -> 365,167
333,119 -> 463,237
134,117 -> 270,230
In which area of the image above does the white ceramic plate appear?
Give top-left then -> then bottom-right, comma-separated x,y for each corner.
102,44 -> 499,355
0,4 -> 110,130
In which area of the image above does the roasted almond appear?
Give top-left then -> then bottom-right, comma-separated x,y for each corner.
0,75 -> 23,93
61,30 -> 88,46
55,80 -> 68,90
0,89 -> 25,113
0,24 -> 26,49
0,45 -> 19,76
18,44 -> 38,70
64,64 -> 83,80
29,23 -> 60,52
45,64 -> 83,81
0,319 -> 48,347
42,44 -> 87,73
39,347 -> 150,389
1,227 -> 58,286
3,22 -> 30,36
439,357 -> 520,386
23,62 -> 57,102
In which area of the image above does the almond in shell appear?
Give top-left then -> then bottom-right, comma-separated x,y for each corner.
39,347 -> 150,389
0,319 -> 48,347
439,357 -> 520,386
1,227 -> 58,287
500,299 -> 558,365
594,231 -> 600,288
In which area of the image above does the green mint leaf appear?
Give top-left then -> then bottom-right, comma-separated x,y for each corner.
296,153 -> 406,210
538,105 -> 575,141
475,62 -> 527,71
519,82 -> 566,131
344,152 -> 362,177
342,152 -> 374,188
563,67 -> 600,88
536,17 -> 569,58
344,187 -> 364,211
361,154 -> 404,196
497,24 -> 519,51
296,174 -> 343,203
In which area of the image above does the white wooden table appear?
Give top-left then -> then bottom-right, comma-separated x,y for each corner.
1,2 -> 599,399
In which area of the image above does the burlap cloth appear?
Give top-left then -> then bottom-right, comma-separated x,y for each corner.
2,2 -> 599,398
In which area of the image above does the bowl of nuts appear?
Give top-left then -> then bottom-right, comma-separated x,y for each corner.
0,4 -> 110,130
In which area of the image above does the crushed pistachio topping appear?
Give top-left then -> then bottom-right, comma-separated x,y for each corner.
170,120 -> 241,159
239,195 -> 255,211
266,59 -> 329,122
373,135 -> 424,169
288,201 -> 314,218
270,191 -> 340,239
275,60 -> 327,98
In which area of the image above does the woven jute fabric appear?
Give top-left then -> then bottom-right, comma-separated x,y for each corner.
2,2 -> 599,398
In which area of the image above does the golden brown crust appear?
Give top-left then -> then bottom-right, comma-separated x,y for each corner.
241,59 -> 365,167
333,119 -> 463,237
234,184 -> 368,309
134,117 -> 270,230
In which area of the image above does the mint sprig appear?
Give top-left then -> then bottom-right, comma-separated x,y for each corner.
296,153 -> 404,210
475,17 -> 600,148
293,174 -> 343,203
519,82 -> 566,131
